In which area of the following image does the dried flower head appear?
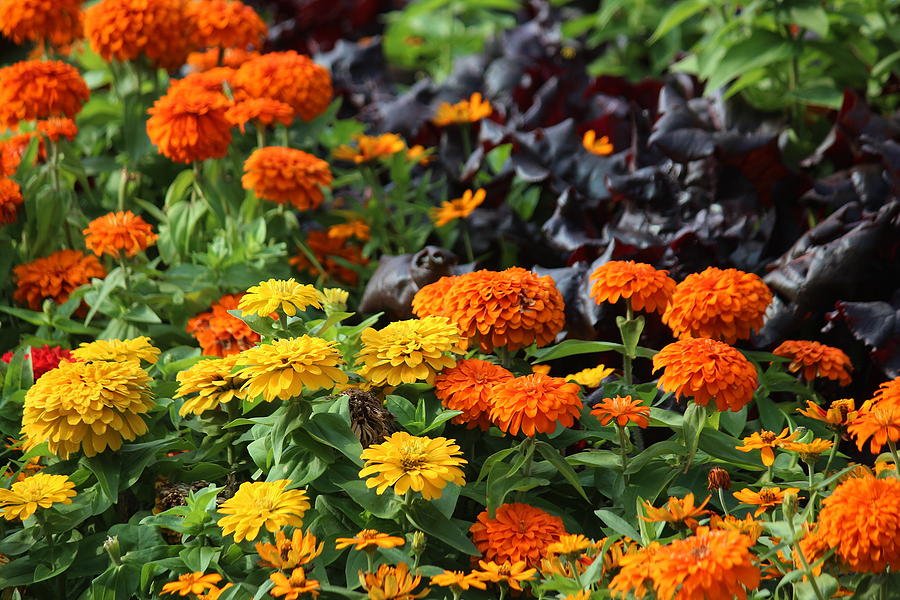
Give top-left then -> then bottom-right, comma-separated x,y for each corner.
582,130 -> 613,155
470,503 -> 566,567
83,211 -> 158,258
237,337 -> 348,402
147,85 -> 232,163
13,249 -> 106,310
0,0 -> 82,47
217,480 -> 310,542
490,373 -> 582,436
707,466 -> 731,491
0,60 -> 89,129
242,146 -> 332,211
431,189 -> 486,227
0,473 -> 76,520
432,92 -> 493,126
434,358 -> 514,430
589,260 -> 676,314
359,431 -> 466,500
234,51 -> 332,121
773,340 -> 852,385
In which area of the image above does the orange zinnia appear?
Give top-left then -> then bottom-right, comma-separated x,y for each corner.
147,85 -> 232,164
773,340 -> 852,385
233,51 -> 332,121
186,294 -> 260,357
84,0 -> 194,70
0,60 -> 89,129
489,373 -> 582,436
582,130 -> 613,156
1,133 -> 36,176
589,260 -> 675,314
848,400 -> 900,454
0,0 -> 82,47
434,359 -> 514,430
797,398 -> 857,432
0,179 -> 23,225
653,337 -> 758,412
591,395 -> 650,428
187,47 -> 260,71
431,189 -> 486,227
327,220 -> 369,241
13,249 -> 106,310
83,211 -> 158,258
332,133 -> 406,163
167,68 -> 236,96
641,493 -> 711,530
186,0 -> 266,51
871,376 -> 900,409
225,98 -> 293,133
733,486 -> 800,517
470,503 -> 566,567
36,118 -> 78,143
414,267 -> 565,353
411,276 -> 456,317
662,267 -> 772,343
736,428 -> 801,467
334,529 -> 405,551
608,541 -> 660,598
816,475 -> 900,572
241,146 -> 332,211
288,230 -> 366,286
432,92 -> 493,126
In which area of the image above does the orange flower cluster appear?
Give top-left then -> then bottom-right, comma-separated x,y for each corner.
434,359 -> 513,430
83,211 -> 158,258
432,92 -> 493,127
662,267 -> 772,343
773,340 -> 852,385
187,47 -> 260,71
147,81 -> 233,163
0,179 -> 23,225
431,189 -> 486,227
332,133 -> 407,164
470,503 -> 566,567
13,249 -> 106,310
242,146 -> 332,210
186,294 -> 260,357
186,0 -> 267,51
0,0 -> 82,47
84,0 -> 194,70
489,373 -> 582,436
589,260 -> 675,314
36,118 -> 78,143
289,229 -> 367,286
0,60 -> 89,129
653,337 -> 758,412
233,51 -> 332,121
413,267 -> 565,353
592,395 -> 650,428
226,99 -> 293,133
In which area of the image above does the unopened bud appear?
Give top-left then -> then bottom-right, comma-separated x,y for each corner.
707,466 -> 731,491
411,531 -> 426,556
782,491 -> 798,519
103,535 -> 121,565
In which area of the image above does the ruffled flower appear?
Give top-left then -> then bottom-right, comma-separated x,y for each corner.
147,84 -> 232,163
773,340 -> 852,385
0,178 -> 23,224
489,373 -> 582,436
217,480 -> 310,542
233,51 -> 332,121
13,249 -> 106,310
83,211 -> 158,258
241,146 -> 332,210
470,503 -> 566,567
0,0 -> 82,47
237,337 -> 348,402
186,0 -> 266,50
359,432 -> 466,500
589,260 -> 675,314
0,60 -> 89,129
434,358 -> 513,429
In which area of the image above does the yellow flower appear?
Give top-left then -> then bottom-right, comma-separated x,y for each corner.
217,480 -> 310,542
430,571 -> 486,590
431,189 -> 486,227
161,572 -> 223,596
174,355 -> 247,416
21,360 -> 154,458
256,529 -> 323,570
582,130 -> 613,156
318,287 -> 349,311
238,278 -> 322,317
565,364 -> 614,388
546,534 -> 593,558
238,337 -> 348,401
782,438 -> 834,462
71,336 -> 160,364
359,431 -> 466,500
335,529 -> 406,551
0,473 -> 76,520
432,92 -> 493,126
269,567 -> 320,599
356,316 -> 464,386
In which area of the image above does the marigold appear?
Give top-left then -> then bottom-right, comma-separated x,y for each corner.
359,431 -> 466,500
432,92 -> 493,126
335,529 -> 405,551
256,528 -> 322,570
84,0 -> 194,70
589,260 -> 676,314
709,513 -> 763,544
289,230 -> 367,286
848,400 -> 900,454
0,60 -> 89,129
591,395 -> 650,428
733,487 -> 800,517
652,337 -> 758,412
472,560 -> 537,590
662,267 -> 772,343
736,428 -> 801,467
167,68 -> 236,96
816,475 -> 900,572
872,376 -> 900,409
147,86 -> 232,163
237,337 -> 348,402
360,563 -> 428,600
234,51 -> 332,121
411,276 -> 456,318
0,473 -> 76,521
161,572 -> 223,596
582,130 -> 613,156
434,359 -> 513,430
1,345 -> 72,379
226,98 -> 293,133
270,567 -> 320,599
187,293 -> 260,357
239,278 -> 321,317
431,189 -> 486,227
332,133 -> 406,163
565,363 -> 615,388
175,355 -> 247,416
797,398 -> 857,432
641,493 -> 711,530
470,503 -> 566,567
13,249 -> 106,310
217,480 -> 309,542
242,146 -> 332,210
72,336 -> 160,364
186,0 -> 266,50
0,178 -> 23,225
356,316 -> 464,387
489,373 -> 582,436
187,47 -> 260,71
21,359 -> 154,458
430,571 -> 486,591
773,340 -> 852,385
0,0 -> 82,47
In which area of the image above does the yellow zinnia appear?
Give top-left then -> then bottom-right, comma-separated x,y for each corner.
174,355 -> 247,416
318,287 -> 349,311
0,473 -> 76,520
238,278 -> 322,317
217,480 -> 311,542
359,431 -> 466,500
71,336 -> 160,364
237,336 -> 348,402
21,360 -> 154,458
356,316 -> 464,386
565,364 -> 615,388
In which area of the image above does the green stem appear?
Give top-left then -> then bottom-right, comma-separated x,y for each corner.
616,424 -> 629,473
717,487 -> 730,516
256,127 -> 266,149
498,584 -> 507,600
460,220 -> 474,263
621,300 -> 634,385
117,168 -> 128,212
365,549 -> 375,574
567,556 -> 584,589
786,515 -> 827,600
823,432 -> 839,474
888,439 -> 900,475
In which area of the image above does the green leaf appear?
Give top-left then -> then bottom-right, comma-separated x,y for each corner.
789,6 -> 828,37
535,441 -> 589,502
406,501 -> 478,555
650,0 -> 708,43
615,315 -> 645,358
705,29 -> 795,93
528,340 -> 656,362
566,451 -> 621,469
594,509 -> 642,541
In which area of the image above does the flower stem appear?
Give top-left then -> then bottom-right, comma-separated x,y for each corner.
717,487 -> 730,516
616,424 -> 629,473
786,515 -> 827,600
823,432 -> 839,474
889,439 -> 900,476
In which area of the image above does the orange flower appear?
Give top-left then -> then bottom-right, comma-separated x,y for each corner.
255,529 -> 322,570
0,60 -> 89,129
470,503 -> 566,567
84,0 -> 194,70
327,220 -> 369,241
406,145 -> 432,165
147,85 -> 233,163
332,133 -> 406,163
233,51 -> 332,121
871,376 -> 900,409
36,118 -> 78,143
0,0 -> 82,47
225,98 -> 293,133
161,572 -> 223,596
608,542 -> 660,599
736,428 -> 801,467
186,0 -> 267,51
582,130 -> 613,156
1,133 -> 36,176
848,400 -> 900,454
471,560 -> 536,590
815,475 -> 900,572
242,146 -> 332,210
269,567 -> 320,599
591,395 -> 650,428
13,249 -> 106,310
0,179 -> 23,225
289,230 -> 366,286
360,563 -> 427,600
662,267 -> 772,343
432,92 -> 492,126
429,571 -> 486,591
782,438 -> 834,462
641,493 -> 711,530
334,529 -> 405,551
797,398 -> 857,431
413,267 -> 565,353
589,260 -> 675,314
652,337 -> 758,412
431,189 -> 486,227
186,294 -> 260,357
733,486 -> 800,517
168,68 -> 236,96
411,276 -> 456,317
187,47 -> 260,71
773,340 -> 852,385
83,211 -> 158,258
434,359 -> 513,430
489,373 -> 582,436
709,513 -> 763,544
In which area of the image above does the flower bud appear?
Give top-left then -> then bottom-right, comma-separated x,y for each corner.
411,531 -> 426,557
103,535 -> 121,565
707,466 -> 731,491
782,491 -> 798,519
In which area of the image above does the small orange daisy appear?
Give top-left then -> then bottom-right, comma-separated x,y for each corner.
641,493 -> 711,530
736,428 -> 801,467
773,340 -> 852,385
591,395 -> 650,428
848,400 -> 900,454
797,398 -> 857,431
489,373 -> 582,436
432,92 -> 493,126
582,130 -> 613,156
589,260 -> 676,314
429,571 -> 486,591
470,503 -> 566,567
233,51 -> 332,121
472,560 -> 537,590
83,211 -> 158,258
871,376 -> 900,409
13,249 -> 106,310
334,529 -> 405,551
332,133 -> 406,163
0,178 -> 24,225
225,98 -> 294,133
434,359 -> 514,430
733,486 -> 800,517
431,189 -> 486,227
242,146 -> 332,211
0,60 -> 89,129
161,572 -> 223,596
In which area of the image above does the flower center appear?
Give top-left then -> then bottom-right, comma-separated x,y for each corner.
400,450 -> 427,472
760,432 -> 777,444
690,544 -> 711,560
759,490 -> 777,503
